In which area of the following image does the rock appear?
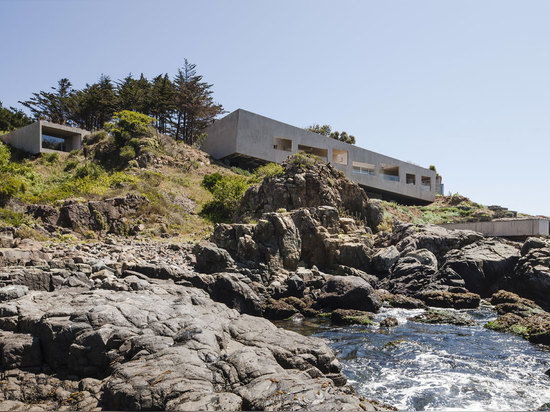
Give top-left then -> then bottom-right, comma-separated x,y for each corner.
0,285 -> 28,301
521,237 -> 547,256
440,239 -> 520,296
409,310 -> 475,326
418,290 -> 481,309
330,309 -> 374,325
31,193 -> 149,234
238,155 -> 374,230
263,298 -> 299,320
316,276 -> 381,312
392,223 -> 483,260
0,230 -> 14,248
0,332 -> 42,369
182,272 -> 263,316
488,290 -> 544,318
372,246 -> 399,274
0,281 -> 382,411
405,248 -> 438,269
380,317 -> 399,328
486,311 -> 550,345
193,241 -> 235,273
376,290 -> 427,309
512,245 -> 550,310
378,255 -> 441,296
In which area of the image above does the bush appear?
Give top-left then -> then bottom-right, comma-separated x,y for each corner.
41,152 -> 59,164
201,175 -> 250,221
253,163 -> 284,181
74,162 -> 105,179
105,110 -> 155,147
120,145 -> 136,162
201,172 -> 223,193
230,166 -> 252,177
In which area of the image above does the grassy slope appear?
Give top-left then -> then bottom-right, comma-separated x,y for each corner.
0,131 -> 238,242
379,193 -> 534,226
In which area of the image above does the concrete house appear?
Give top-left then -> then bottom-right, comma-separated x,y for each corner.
0,120 -> 87,155
203,109 -> 441,204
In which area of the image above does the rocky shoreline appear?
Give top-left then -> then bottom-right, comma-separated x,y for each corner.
1,157 -> 549,410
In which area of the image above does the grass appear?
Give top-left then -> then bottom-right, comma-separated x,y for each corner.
379,194 -> 502,225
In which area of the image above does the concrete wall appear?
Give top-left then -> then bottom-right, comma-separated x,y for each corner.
0,121 -> 42,153
201,111 -> 239,159
0,121 -> 86,154
440,219 -> 550,237
204,109 -> 437,203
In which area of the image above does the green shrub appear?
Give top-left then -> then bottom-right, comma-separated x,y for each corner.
105,110 -> 155,147
201,172 -> 223,193
120,145 -> 136,162
0,207 -> 31,227
230,166 -> 252,177
201,175 -> 250,221
42,152 -> 59,164
74,162 -> 105,179
253,163 -> 284,181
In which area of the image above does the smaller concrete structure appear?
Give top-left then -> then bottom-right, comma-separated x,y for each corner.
0,121 -> 87,154
440,218 -> 549,237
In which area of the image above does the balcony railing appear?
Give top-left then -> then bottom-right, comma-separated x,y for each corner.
381,174 -> 399,182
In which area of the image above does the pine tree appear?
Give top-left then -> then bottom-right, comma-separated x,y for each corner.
172,60 -> 224,145
150,74 -> 175,134
0,101 -> 32,131
19,78 -> 76,124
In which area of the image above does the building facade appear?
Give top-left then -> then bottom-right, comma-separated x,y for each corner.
0,121 -> 86,155
203,109 -> 440,204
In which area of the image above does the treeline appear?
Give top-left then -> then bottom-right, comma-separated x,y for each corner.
0,102 -> 32,132
18,60 -> 224,145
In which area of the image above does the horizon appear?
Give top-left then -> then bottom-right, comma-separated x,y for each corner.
1,0 -> 549,216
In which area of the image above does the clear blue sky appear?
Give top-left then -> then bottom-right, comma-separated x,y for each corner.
1,0 -> 549,216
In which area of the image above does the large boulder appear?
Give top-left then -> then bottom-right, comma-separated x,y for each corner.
316,275 -> 381,312
512,243 -> 550,310
193,241 -> 235,273
440,239 -> 520,296
393,223 -> 483,260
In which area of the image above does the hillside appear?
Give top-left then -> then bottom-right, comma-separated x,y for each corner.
0,118 -> 538,246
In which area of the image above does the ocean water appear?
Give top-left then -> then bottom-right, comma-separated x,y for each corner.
279,305 -> 550,411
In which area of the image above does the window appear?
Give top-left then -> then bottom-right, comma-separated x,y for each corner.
332,149 -> 348,165
421,176 -> 432,191
380,164 -> 399,182
406,173 -> 416,185
352,161 -> 375,176
42,135 -> 66,151
297,144 -> 328,161
273,137 -> 292,152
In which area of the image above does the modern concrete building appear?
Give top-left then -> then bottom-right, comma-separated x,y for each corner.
203,109 -> 439,204
0,121 -> 87,155
440,218 -> 550,237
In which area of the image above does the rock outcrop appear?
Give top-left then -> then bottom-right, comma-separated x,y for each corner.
238,155 -> 383,230
0,240 -> 385,411
27,193 -> 148,235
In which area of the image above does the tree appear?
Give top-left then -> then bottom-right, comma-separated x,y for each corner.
306,124 -> 356,144
150,74 -> 175,134
172,60 -> 224,145
0,101 -> 32,131
19,78 -> 76,124
117,73 -> 151,114
72,75 -> 118,130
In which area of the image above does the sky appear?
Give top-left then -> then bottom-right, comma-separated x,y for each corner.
1,0 -> 549,216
